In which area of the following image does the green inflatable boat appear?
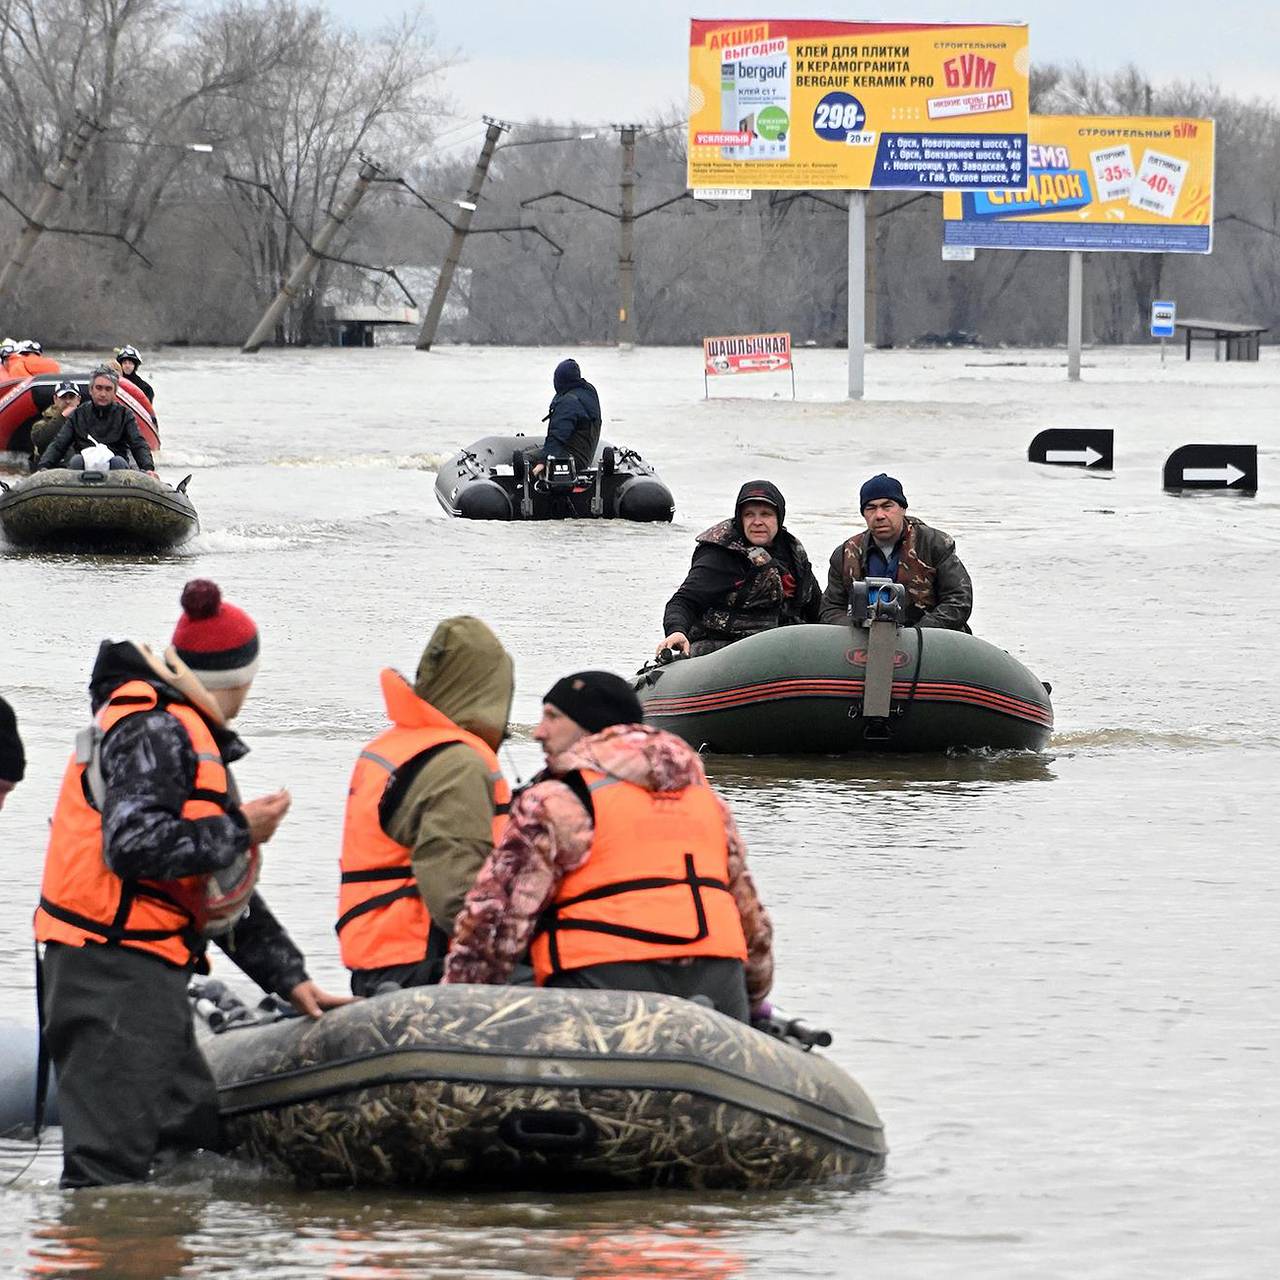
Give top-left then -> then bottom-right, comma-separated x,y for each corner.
0,468 -> 197,551
635,620 -> 1053,754
195,983 -> 886,1191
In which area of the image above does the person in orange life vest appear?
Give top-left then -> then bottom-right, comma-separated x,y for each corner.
14,338 -> 61,376
0,338 -> 20,376
338,616 -> 515,997
34,579 -> 352,1189
443,672 -> 774,1022
0,695 -> 24,811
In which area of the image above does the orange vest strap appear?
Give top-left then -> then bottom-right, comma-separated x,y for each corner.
36,894 -> 197,947
335,883 -> 420,934
536,851 -> 733,968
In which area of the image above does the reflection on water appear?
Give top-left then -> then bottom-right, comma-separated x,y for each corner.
16,1172 -> 868,1279
704,749 -> 1058,790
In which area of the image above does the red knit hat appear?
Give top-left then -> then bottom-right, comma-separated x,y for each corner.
172,580 -> 260,689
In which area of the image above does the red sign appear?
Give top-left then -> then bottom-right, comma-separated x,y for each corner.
703,331 -> 792,376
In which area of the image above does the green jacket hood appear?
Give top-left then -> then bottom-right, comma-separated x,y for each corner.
413,616 -> 514,749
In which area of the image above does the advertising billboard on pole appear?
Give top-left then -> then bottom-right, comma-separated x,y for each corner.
687,19 -> 1030,191
942,115 -> 1215,252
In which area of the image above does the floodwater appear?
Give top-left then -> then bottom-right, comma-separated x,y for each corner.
1,343 -> 1276,1278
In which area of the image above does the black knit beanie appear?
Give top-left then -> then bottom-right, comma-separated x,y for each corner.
544,671 -> 643,733
859,473 -> 908,511
0,696 -> 25,783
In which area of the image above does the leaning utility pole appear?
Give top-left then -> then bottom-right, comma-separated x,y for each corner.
617,124 -> 639,349
0,114 -> 100,303
521,124 -> 697,349
416,117 -> 509,350
242,157 -> 383,353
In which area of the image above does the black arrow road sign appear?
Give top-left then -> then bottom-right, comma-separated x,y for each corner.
1028,428 -> 1114,469
1163,444 -> 1258,492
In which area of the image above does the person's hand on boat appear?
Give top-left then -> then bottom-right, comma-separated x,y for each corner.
286,979 -> 358,1020
532,462 -> 545,477
657,632 -> 690,658
242,788 -> 291,844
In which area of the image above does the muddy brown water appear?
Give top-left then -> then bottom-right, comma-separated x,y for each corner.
1,345 -> 1275,1278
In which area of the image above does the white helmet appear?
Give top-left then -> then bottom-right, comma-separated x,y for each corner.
17,339 -> 41,354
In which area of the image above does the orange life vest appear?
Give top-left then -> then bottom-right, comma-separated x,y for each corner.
33,679 -> 233,968
529,769 -> 748,982
336,669 -> 510,971
22,354 -> 61,376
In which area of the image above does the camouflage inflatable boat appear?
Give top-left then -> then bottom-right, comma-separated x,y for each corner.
195,983 -> 886,1191
636,622 -> 1053,754
0,468 -> 197,550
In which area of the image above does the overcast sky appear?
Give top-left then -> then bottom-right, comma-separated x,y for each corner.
324,1 -> 1278,150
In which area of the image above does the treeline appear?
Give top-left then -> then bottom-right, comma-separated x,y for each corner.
0,0 -> 447,344
0,4 -> 1276,349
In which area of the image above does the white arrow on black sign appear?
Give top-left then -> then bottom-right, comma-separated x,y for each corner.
1045,446 -> 1105,466
1163,445 -> 1258,492
1182,464 -> 1247,485
1028,428 -> 1114,470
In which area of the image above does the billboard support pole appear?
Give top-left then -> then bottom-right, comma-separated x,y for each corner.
848,191 -> 866,400
1066,250 -> 1083,382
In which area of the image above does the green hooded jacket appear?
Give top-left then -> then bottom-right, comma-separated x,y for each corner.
383,617 -> 514,937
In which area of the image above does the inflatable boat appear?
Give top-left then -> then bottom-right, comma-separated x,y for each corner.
635,620 -> 1053,754
435,434 -> 674,521
0,468 -> 197,551
0,1023 -> 56,1136
0,372 -> 159,460
195,982 -> 885,1191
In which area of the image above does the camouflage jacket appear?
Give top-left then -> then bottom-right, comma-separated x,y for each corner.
818,516 -> 973,630
88,640 -> 309,995
667,520 -> 820,653
442,724 -> 774,1006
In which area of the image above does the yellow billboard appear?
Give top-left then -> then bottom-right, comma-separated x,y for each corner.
942,114 -> 1215,252
687,19 -> 1030,191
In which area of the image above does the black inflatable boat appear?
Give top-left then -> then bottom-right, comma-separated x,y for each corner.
434,434 -> 674,521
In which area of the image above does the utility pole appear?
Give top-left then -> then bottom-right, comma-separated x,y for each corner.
0,114 -> 100,303
242,156 -> 383,353
416,117 -> 509,351
617,124 -> 639,349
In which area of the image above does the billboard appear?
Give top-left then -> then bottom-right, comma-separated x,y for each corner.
687,19 -> 1029,191
942,115 -> 1215,253
704,332 -> 792,376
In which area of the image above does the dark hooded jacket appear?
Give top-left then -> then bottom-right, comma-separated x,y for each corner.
0,695 -> 24,785
78,640 -> 309,994
663,480 -> 820,656
542,359 -> 602,470
37,399 -> 154,471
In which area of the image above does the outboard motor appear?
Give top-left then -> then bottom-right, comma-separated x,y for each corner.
849,577 -> 907,741
543,456 -> 577,492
